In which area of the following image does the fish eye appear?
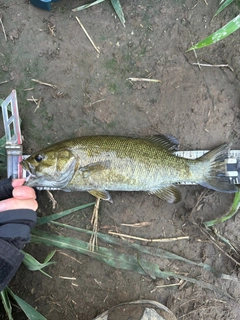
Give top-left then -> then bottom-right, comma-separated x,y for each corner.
35,154 -> 44,162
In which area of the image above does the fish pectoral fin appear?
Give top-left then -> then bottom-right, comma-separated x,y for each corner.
149,186 -> 182,203
88,190 -> 112,202
79,161 -> 111,178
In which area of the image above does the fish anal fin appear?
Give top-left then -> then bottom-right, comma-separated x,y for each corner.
88,189 -> 112,202
145,134 -> 179,151
149,186 -> 182,203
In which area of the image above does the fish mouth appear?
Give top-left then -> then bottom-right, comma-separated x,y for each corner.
21,159 -> 35,174
20,159 -> 38,185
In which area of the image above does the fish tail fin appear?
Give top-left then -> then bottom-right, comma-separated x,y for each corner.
198,143 -> 237,193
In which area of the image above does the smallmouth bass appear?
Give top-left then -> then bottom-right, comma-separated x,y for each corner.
21,134 -> 237,203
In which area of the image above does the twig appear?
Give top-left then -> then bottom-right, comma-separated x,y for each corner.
75,16 -> 100,54
108,231 -> 189,242
58,251 -> 82,265
46,190 -> 57,209
87,98 -> 106,107
121,222 -> 152,228
0,17 -> 7,41
150,280 -> 184,293
192,47 -> 201,71
0,80 -> 8,85
192,62 -> 234,72
59,276 -> 77,280
89,197 -> 101,251
32,78 -> 57,89
127,77 -> 161,83
198,225 -> 240,266
48,23 -> 56,37
27,96 -> 43,112
189,190 -> 240,266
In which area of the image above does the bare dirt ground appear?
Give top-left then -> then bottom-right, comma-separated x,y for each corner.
1,0 -> 240,319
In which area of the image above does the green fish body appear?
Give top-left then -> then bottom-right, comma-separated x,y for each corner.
21,135 -> 237,203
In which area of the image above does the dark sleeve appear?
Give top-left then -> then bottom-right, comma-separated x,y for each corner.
0,238 -> 24,292
0,209 -> 37,291
0,177 -> 13,201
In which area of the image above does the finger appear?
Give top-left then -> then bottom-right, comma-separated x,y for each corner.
13,186 -> 37,200
0,198 -> 38,212
12,179 -> 26,188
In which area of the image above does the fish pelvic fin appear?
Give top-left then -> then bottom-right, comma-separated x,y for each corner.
149,185 -> 182,203
198,143 -> 237,193
88,189 -> 113,202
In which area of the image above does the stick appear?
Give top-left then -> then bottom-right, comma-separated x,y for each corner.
75,16 -> 100,54
121,222 -> 152,228
87,98 -> 106,107
32,78 -> 57,89
189,190 -> 240,266
127,77 -> 161,83
108,231 -> 189,242
0,17 -> 7,41
46,190 -> 57,209
89,197 -> 101,251
59,276 -> 77,280
192,63 -> 234,71
150,281 -> 184,293
0,80 -> 9,85
192,47 -> 201,71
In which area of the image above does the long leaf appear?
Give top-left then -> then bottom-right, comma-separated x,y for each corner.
49,220 -> 234,279
72,0 -> 105,12
31,229 -> 233,298
22,251 -> 56,278
7,288 -> 47,320
110,0 -> 125,27
214,0 -> 235,17
188,14 -> 240,50
37,202 -> 95,226
0,289 -> 13,320
204,188 -> 240,227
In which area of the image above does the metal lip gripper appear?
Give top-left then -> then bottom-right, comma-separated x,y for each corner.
1,90 -> 23,179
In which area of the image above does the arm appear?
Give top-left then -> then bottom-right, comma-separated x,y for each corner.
0,178 -> 37,292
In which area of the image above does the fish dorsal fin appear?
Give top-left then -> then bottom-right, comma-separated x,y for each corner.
88,190 -> 112,202
149,185 -> 182,203
145,134 -> 179,151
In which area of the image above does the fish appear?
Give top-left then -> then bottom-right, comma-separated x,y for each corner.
20,134 -> 237,203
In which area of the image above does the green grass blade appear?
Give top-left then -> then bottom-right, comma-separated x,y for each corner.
137,257 -> 233,299
36,202 -> 95,226
32,229 -> 145,274
50,221 -> 237,281
204,188 -> 240,227
188,14 -> 240,50
7,288 -> 47,320
31,229 -> 233,298
214,0 -> 235,17
72,0 -> 105,12
1,288 -> 13,320
110,0 -> 125,27
50,221 -> 225,277
22,251 -> 55,278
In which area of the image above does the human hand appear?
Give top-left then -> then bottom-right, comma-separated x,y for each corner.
0,179 -> 38,212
